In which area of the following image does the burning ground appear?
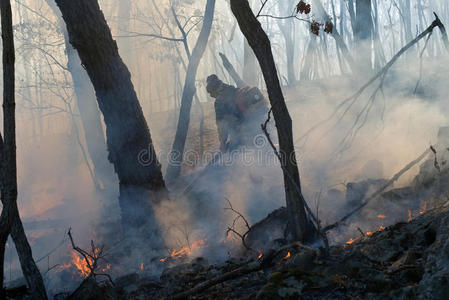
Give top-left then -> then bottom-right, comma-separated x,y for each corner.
20,199 -> 448,299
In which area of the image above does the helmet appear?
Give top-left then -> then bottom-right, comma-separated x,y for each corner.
206,74 -> 222,95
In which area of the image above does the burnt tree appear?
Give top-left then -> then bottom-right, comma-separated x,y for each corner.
165,0 -> 216,183
0,1 -> 47,298
230,0 -> 314,242
55,0 -> 168,238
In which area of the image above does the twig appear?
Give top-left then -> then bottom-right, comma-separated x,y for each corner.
225,198 -> 253,251
67,228 -> 114,286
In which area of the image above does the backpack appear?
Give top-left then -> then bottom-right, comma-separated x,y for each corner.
235,87 -> 265,116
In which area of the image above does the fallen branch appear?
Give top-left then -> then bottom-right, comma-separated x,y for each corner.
219,52 -> 246,87
296,13 -> 449,148
173,261 -> 261,299
324,147 -> 432,232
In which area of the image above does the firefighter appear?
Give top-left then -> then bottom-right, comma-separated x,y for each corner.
206,74 -> 242,151
206,74 -> 268,151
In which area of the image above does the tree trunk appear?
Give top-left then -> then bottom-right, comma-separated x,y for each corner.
278,20 -> 297,85
165,0 -> 216,183
46,0 -> 114,191
55,0 -> 168,238
230,0 -> 312,242
0,1 -> 47,298
354,0 -> 373,71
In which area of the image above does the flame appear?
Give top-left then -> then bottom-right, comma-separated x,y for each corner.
258,251 -> 263,259
140,262 -> 144,272
377,214 -> 387,219
346,237 -> 356,245
408,209 -> 413,222
160,239 -> 208,262
419,201 -> 428,215
71,252 -> 92,277
346,225 -> 386,245
284,251 -> 291,259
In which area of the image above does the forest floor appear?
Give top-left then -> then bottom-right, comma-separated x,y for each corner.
41,198 -> 449,299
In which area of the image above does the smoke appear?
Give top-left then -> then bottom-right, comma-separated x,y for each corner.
3,0 -> 449,296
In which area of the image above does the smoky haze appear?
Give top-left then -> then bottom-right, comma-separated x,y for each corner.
2,0 -> 449,295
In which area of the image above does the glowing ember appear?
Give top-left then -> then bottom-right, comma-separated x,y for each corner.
346,237 -> 356,245
419,201 -> 428,215
408,209 -> 413,222
160,239 -> 208,262
284,251 -> 291,259
377,214 -> 387,219
258,251 -> 263,259
140,262 -> 144,272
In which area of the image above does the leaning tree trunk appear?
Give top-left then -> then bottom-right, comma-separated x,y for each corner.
165,0 -> 216,183
0,1 -> 47,298
230,0 -> 313,242
55,0 -> 168,238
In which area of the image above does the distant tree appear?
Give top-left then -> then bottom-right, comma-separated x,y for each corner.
165,0 -> 216,183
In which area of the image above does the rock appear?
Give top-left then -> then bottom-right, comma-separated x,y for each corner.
286,248 -> 317,270
67,276 -> 110,300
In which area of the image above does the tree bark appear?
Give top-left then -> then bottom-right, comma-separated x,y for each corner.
55,0 -> 168,237
165,0 -> 216,183
0,1 -> 47,298
230,0 -> 312,242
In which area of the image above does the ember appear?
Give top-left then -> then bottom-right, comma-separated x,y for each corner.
419,201 -> 428,215
160,239 -> 208,262
346,237 -> 356,245
377,214 -> 387,219
258,251 -> 263,259
284,251 -> 291,259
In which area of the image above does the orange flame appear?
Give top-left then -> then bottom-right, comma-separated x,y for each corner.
408,209 -> 413,222
419,201 -> 428,215
71,252 -> 92,277
284,251 -> 291,259
160,239 -> 208,262
140,262 -> 144,272
346,237 -> 356,245
258,251 -> 263,259
377,214 -> 387,219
